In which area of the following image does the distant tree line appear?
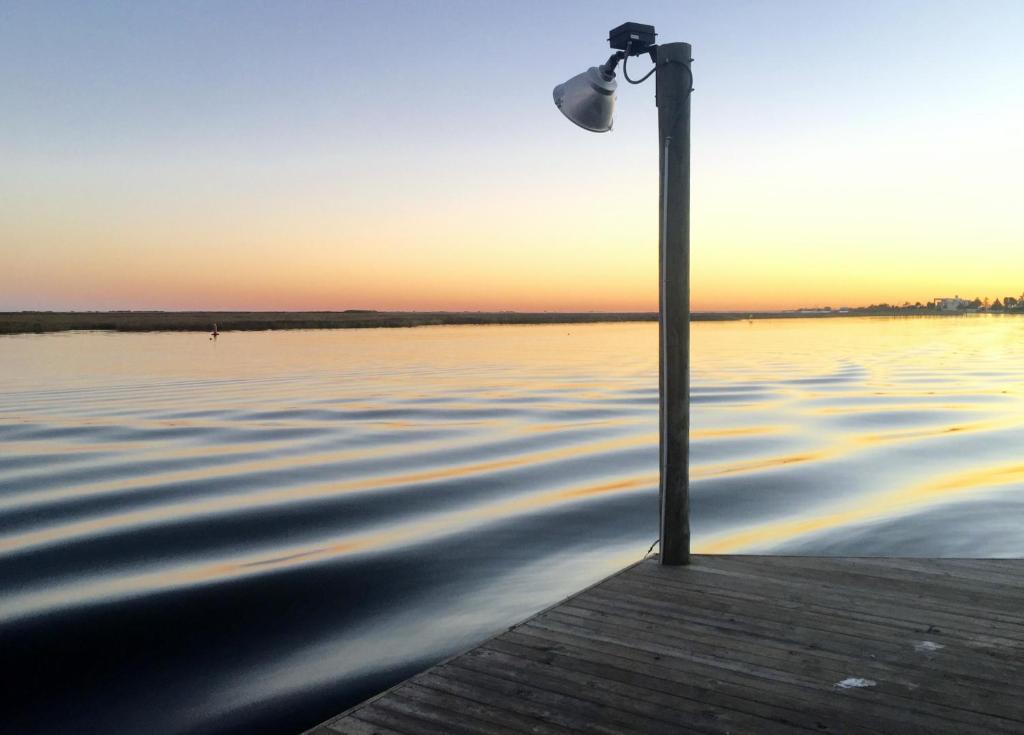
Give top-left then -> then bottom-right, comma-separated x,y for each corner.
846,294 -> 1024,313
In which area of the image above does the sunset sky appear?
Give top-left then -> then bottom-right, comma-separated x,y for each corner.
2,1 -> 1022,312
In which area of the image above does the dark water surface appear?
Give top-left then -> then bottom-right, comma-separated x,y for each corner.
2,318 -> 1024,733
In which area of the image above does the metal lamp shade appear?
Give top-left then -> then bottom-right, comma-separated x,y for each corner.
552,66 -> 617,132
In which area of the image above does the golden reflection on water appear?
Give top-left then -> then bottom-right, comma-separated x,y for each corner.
4,315 -> 1024,620
853,418 -> 1009,446
6,317 -> 1024,735
0,430 -> 657,555
691,450 -> 830,480
690,425 -> 785,439
699,458 -> 1024,554
1,468 -> 659,621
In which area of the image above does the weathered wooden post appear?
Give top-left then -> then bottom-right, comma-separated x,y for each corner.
656,42 -> 692,566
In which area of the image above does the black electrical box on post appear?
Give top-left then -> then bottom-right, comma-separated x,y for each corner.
608,22 -> 657,55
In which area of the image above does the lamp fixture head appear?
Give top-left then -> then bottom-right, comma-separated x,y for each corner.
552,22 -> 657,133
552,65 -> 617,133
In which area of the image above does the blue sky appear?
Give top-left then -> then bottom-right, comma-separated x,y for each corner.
2,1 -> 1022,310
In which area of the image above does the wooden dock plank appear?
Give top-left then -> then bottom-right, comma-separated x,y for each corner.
593,571 -> 1024,646
519,615 -> 1013,733
483,635 -> 852,734
565,589 -> 1023,695
410,673 -> 578,735
532,605 -> 1021,730
552,598 -> 1022,705
311,556 -> 1024,735
626,560 -> 1024,637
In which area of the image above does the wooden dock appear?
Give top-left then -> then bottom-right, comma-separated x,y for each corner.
307,555 -> 1024,734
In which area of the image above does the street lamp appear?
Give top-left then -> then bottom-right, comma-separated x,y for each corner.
553,22 -> 693,566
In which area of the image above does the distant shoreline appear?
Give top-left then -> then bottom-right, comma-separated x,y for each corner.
0,309 -> 1006,335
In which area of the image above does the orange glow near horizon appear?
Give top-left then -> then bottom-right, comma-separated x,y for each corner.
2,4 -> 1022,313
6,115 -> 1023,313
7,198 -> 1024,313
9,243 -> 1024,314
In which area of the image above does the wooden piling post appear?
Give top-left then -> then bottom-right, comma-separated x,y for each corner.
656,42 -> 692,565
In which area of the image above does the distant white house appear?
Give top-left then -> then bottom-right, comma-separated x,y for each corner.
934,296 -> 963,311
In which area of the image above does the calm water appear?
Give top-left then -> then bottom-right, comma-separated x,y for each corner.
3,317 -> 1024,733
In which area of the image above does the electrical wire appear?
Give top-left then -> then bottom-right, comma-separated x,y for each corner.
621,40 -> 695,98
658,132 -> 670,564
623,51 -> 657,85
643,538 -> 660,559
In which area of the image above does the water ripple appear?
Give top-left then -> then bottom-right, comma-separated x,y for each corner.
3,318 -> 1024,734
